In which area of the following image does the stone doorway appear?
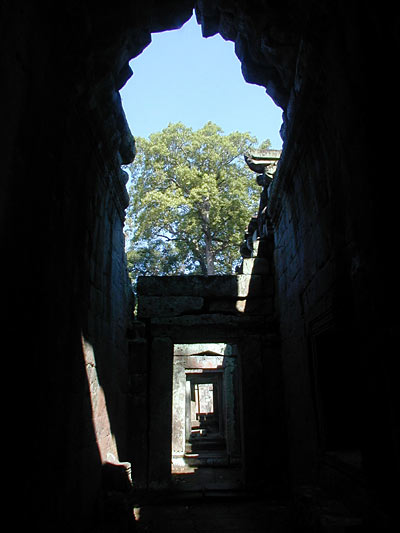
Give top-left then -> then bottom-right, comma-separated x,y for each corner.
136,270 -> 280,492
171,343 -> 243,492
187,374 -> 222,455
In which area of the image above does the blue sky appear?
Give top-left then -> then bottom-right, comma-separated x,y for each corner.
120,14 -> 283,149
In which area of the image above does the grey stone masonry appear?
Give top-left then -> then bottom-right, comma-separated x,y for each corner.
136,247 -> 275,322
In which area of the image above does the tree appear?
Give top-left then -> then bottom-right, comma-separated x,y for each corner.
125,121 -> 270,283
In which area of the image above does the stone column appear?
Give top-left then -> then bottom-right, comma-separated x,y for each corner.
238,335 -> 267,487
171,355 -> 187,459
148,337 -> 173,489
185,379 -> 191,443
127,336 -> 149,489
223,354 -> 240,461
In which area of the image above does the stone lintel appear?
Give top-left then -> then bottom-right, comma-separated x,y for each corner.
151,313 -> 266,327
174,342 -> 236,356
137,275 -> 237,297
137,295 -> 204,318
178,354 -> 225,369
148,314 -> 272,342
137,274 -> 270,298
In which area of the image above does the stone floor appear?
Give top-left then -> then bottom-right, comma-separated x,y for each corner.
170,464 -> 243,492
130,466 -> 290,533
132,496 -> 292,532
128,466 -> 364,532
131,465 -> 292,532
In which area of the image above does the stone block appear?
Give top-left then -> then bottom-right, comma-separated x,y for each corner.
208,297 -> 273,315
149,313 -> 271,341
235,297 -> 274,315
137,274 -> 274,300
137,275 -> 239,298
237,274 -> 265,297
151,313 -> 264,328
137,295 -> 204,318
208,298 -> 241,314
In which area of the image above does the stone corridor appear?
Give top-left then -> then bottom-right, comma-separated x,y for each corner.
2,2 -> 399,531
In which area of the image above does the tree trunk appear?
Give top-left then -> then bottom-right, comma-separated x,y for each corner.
198,256 -> 208,276
200,201 -> 215,275
204,231 -> 215,275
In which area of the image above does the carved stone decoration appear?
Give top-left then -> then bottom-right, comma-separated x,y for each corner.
240,149 -> 281,253
244,149 -> 281,176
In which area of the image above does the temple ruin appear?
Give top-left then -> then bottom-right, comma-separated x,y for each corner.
1,1 -> 398,531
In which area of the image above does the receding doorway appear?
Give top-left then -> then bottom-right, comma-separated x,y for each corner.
171,343 -> 243,492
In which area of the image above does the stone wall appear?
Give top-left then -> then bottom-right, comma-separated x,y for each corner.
263,6 -> 399,520
195,2 -> 399,523
1,3 -> 137,529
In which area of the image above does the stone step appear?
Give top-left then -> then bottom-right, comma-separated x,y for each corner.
184,452 -> 231,467
190,441 -> 226,452
189,436 -> 226,450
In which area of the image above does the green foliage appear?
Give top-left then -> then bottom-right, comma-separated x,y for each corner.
125,121 -> 270,284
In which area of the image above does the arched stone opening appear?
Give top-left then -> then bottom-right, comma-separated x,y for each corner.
2,2 -> 399,531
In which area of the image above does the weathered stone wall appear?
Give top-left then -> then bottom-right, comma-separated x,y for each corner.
0,3 -> 138,530
264,5 -> 399,519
